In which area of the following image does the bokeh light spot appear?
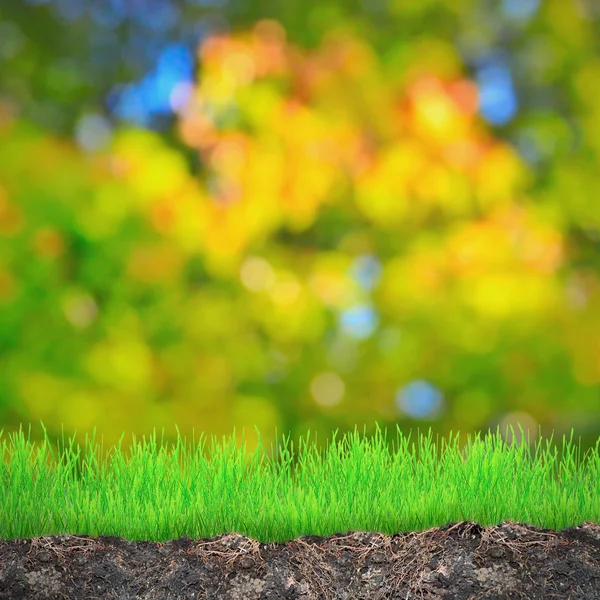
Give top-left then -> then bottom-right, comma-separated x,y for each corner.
75,114 -> 113,151
240,256 -> 276,292
476,56 -> 518,125
350,254 -> 382,291
108,43 -> 193,126
311,372 -> 345,407
503,0 -> 540,21
395,380 -> 445,420
63,293 -> 99,329
327,335 -> 359,372
339,303 -> 378,339
495,411 -> 539,447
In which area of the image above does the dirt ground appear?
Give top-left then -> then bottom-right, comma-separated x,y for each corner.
1,520 -> 600,599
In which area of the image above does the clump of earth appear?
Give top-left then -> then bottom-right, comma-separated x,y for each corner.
1,519 -> 600,599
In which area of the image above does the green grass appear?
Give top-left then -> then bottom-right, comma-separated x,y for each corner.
0,421 -> 598,543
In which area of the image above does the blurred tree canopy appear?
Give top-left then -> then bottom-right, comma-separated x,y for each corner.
1,0 -> 600,473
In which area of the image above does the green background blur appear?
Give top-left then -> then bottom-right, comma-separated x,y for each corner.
1,0 -> 600,476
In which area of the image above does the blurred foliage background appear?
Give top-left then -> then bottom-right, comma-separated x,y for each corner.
1,0 -> 600,479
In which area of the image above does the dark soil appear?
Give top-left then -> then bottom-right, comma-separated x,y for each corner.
1,520 -> 600,599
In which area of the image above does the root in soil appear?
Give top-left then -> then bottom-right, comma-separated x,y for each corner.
1,520 -> 600,599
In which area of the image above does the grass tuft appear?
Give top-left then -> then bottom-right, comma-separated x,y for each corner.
0,421 -> 598,543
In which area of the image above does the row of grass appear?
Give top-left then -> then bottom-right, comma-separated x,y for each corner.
0,421 -> 598,543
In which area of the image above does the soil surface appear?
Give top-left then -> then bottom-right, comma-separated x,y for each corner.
1,520 -> 600,599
